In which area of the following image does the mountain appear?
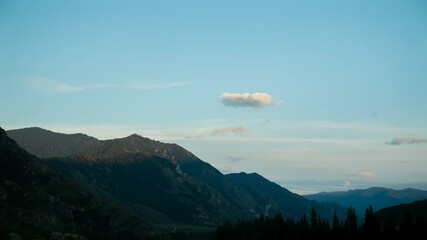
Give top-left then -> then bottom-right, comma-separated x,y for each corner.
305,187 -> 427,215
6,127 -> 347,225
0,127 -> 155,240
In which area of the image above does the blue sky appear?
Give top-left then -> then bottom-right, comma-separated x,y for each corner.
1,0 -> 427,194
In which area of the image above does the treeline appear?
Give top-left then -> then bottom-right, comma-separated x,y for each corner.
216,206 -> 426,240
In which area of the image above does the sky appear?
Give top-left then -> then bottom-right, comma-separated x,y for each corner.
1,0 -> 427,194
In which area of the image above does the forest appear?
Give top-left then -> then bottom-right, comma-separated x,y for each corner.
216,206 -> 426,240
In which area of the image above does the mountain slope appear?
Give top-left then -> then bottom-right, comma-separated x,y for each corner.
305,187 -> 427,215
0,127 -> 155,240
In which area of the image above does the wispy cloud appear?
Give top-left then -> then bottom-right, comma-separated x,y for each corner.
209,126 -> 252,136
125,81 -> 193,90
348,171 -> 375,179
221,92 -> 281,109
386,137 -> 427,145
26,77 -> 191,93
186,126 -> 253,139
227,153 -> 246,162
90,83 -> 117,89
28,78 -> 83,92
27,77 -> 115,93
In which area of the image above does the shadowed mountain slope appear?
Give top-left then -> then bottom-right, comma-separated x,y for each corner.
0,127 -> 155,240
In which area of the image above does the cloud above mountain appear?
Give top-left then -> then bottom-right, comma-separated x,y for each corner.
209,126 -> 252,136
227,153 -> 246,162
221,92 -> 280,109
349,171 -> 375,179
186,126 -> 253,139
386,137 -> 427,145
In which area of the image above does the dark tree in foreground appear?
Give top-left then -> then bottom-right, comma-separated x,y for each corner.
362,205 -> 381,238
216,206 -> 427,240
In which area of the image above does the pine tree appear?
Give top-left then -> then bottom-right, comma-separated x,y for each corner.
331,210 -> 342,240
345,207 -> 358,239
363,205 -> 381,238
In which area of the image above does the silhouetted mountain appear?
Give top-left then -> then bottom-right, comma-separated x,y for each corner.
0,127 -> 155,240
305,187 -> 427,215
6,127 -> 347,226
376,199 -> 427,228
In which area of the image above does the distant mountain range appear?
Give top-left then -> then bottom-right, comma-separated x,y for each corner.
6,127 -> 346,226
305,187 -> 427,215
0,127 -> 155,240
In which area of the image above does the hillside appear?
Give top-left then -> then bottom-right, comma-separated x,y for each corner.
0,127 -> 155,240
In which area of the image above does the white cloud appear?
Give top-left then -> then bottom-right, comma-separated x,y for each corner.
27,77 -> 115,93
221,92 -> 280,109
386,137 -> 427,145
349,171 -> 375,179
125,81 -> 192,90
